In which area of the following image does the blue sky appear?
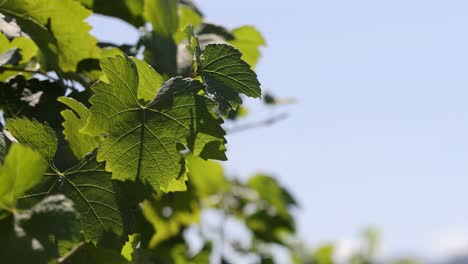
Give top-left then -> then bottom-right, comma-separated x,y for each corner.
89,0 -> 468,260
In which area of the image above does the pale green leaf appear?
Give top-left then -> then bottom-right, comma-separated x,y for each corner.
6,118 -> 58,163
229,26 -> 266,68
58,97 -> 100,160
0,144 -> 47,211
202,44 -> 261,112
186,155 -> 229,198
82,56 -> 226,192
0,34 -> 38,64
0,0 -> 100,72
247,174 -> 296,217
174,6 -> 202,44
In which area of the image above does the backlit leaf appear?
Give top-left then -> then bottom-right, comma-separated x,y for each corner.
82,56 -> 226,192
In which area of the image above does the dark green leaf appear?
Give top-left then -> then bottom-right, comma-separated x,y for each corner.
202,44 -> 261,113
20,154 -> 136,245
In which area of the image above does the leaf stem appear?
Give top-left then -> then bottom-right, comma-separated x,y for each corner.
226,112 -> 289,134
57,241 -> 86,263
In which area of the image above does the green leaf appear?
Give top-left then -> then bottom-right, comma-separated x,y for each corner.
6,118 -> 58,163
19,154 -> 135,244
311,244 -> 335,264
186,155 -> 229,198
60,242 -> 129,264
246,210 -> 295,245
0,0 -> 100,72
247,174 -> 296,217
202,44 -> 261,113
0,144 -> 47,211
0,33 -> 38,65
184,25 -> 203,75
174,6 -> 202,44
0,195 -> 79,264
18,194 -> 79,240
228,26 -> 266,68
144,0 -> 179,39
142,189 -> 200,247
79,0 -> 145,27
82,56 -> 226,192
59,96 -> 100,160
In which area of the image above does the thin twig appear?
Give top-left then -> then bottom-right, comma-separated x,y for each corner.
226,113 -> 289,134
0,66 -> 58,81
0,66 -> 80,92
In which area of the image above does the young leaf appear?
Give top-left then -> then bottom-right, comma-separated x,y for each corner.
6,118 -> 58,163
202,44 -> 261,113
82,56 -> 226,192
229,26 -> 266,68
0,144 -> 47,211
0,0 -> 100,72
58,97 -> 100,160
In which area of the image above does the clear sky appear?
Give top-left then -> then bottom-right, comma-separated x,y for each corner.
89,0 -> 468,260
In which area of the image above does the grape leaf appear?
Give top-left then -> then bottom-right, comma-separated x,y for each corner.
6,118 -> 135,243
202,44 -> 261,113
18,194 -> 79,240
144,0 -> 179,39
0,0 -> 100,72
58,97 -> 100,160
6,118 -> 58,163
0,33 -> 38,65
0,195 -> 78,264
19,154 -> 134,244
79,0 -> 145,27
247,174 -> 297,217
61,242 -> 129,264
229,26 -> 266,68
186,155 -> 229,198
0,144 -> 47,211
142,189 -> 200,248
173,6 -> 202,44
82,55 -> 226,192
